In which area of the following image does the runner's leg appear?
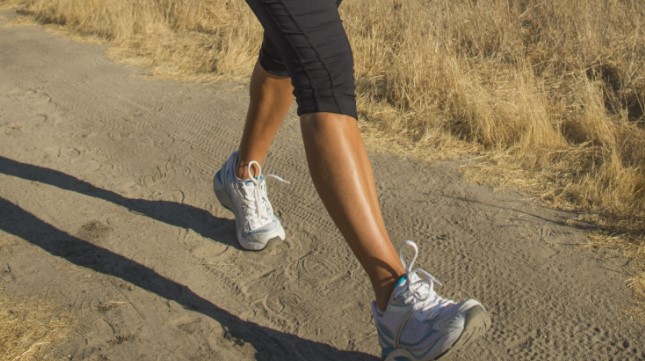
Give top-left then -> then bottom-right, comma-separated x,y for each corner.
301,112 -> 405,310
245,0 -> 404,310
237,61 -> 293,179
241,3 -> 491,358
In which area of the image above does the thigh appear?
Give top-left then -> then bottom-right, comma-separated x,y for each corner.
259,0 -> 345,74
247,0 -> 357,118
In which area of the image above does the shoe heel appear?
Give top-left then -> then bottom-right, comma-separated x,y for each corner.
213,171 -> 233,211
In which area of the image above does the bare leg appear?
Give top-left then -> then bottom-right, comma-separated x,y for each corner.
238,62 -> 404,310
301,113 -> 405,311
237,61 -> 293,179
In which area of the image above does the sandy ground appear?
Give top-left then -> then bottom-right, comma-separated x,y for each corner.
0,9 -> 643,361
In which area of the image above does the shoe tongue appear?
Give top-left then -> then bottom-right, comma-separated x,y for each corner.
237,175 -> 271,224
391,273 -> 430,305
239,174 -> 264,184
390,274 -> 413,304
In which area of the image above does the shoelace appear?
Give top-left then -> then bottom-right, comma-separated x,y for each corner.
397,240 -> 451,317
243,161 -> 289,226
247,161 -> 290,185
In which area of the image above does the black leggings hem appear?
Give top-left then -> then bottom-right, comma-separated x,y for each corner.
246,0 -> 357,119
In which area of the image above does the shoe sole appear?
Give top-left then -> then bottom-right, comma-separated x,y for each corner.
384,303 -> 491,361
214,170 -> 285,251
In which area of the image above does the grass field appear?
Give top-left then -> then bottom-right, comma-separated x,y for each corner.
2,0 -> 644,336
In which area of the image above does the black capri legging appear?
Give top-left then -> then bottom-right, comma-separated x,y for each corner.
246,0 -> 358,119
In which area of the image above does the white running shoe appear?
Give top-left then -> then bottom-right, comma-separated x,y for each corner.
213,152 -> 286,250
372,240 -> 491,361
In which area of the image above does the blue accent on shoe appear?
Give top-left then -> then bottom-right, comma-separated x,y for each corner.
395,274 -> 408,288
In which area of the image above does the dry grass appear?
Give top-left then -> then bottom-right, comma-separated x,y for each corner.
586,233 -> 645,321
2,0 -> 643,297
0,288 -> 74,361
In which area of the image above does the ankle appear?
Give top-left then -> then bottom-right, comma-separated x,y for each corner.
236,159 -> 263,180
374,274 -> 405,312
236,162 -> 251,179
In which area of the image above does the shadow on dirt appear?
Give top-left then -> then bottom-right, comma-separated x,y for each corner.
0,156 -> 378,361
0,155 -> 243,248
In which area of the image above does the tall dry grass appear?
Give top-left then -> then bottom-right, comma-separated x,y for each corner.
3,0 -> 644,282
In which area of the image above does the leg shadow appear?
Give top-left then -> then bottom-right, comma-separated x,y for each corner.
0,155 -> 241,248
0,197 -> 378,360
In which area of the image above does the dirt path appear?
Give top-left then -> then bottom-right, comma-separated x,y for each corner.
0,10 -> 642,361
